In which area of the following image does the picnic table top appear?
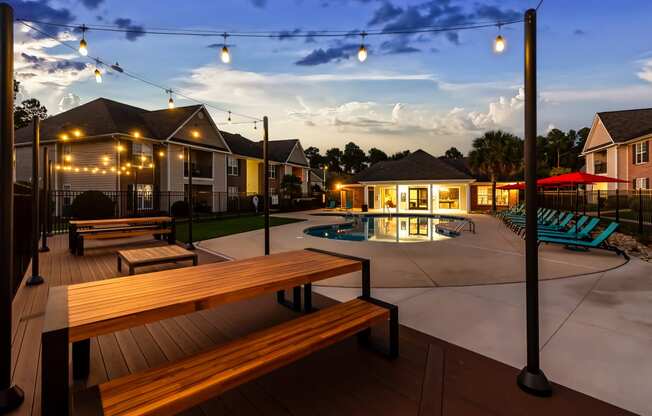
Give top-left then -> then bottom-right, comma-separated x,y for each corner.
69,216 -> 173,227
118,245 -> 196,264
43,249 -> 363,342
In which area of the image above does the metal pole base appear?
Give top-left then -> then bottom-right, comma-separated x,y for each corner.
184,242 -> 196,251
0,385 -> 24,412
517,367 -> 552,397
39,246 -> 50,253
26,275 -> 44,286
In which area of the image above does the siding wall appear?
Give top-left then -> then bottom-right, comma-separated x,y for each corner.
58,141 -> 117,191
212,153 -> 227,211
15,144 -> 57,184
226,158 -> 246,193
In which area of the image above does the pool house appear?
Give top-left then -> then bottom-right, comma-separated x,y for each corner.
340,150 -> 477,213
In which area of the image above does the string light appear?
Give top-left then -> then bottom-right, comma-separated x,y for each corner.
94,64 -> 102,83
254,121 -> 257,130
191,130 -> 200,138
227,111 -> 232,124
158,150 -> 165,157
178,153 -> 184,160
79,24 -> 88,56
494,25 -> 505,53
358,32 -> 368,63
72,129 -> 82,138
60,133 -> 69,141
166,89 -> 175,109
133,131 -> 141,138
220,33 -> 230,64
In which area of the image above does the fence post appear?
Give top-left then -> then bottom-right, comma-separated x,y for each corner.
596,189 -> 600,218
40,146 -> 49,252
615,188 -> 619,223
639,189 -> 644,234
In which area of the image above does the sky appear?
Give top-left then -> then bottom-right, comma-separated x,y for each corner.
9,0 -> 652,156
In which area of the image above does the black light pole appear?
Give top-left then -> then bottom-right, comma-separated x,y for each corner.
517,8 -> 552,397
26,118 -> 44,286
0,3 -> 25,411
185,147 -> 195,250
263,116 -> 270,255
47,160 -> 53,236
40,146 -> 49,252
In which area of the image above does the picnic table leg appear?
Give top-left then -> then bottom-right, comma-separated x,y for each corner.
72,339 -> 90,380
129,265 -> 135,275
42,329 -> 69,415
276,287 -> 302,311
192,255 -> 198,266
76,236 -> 84,256
117,256 -> 122,272
69,224 -> 76,253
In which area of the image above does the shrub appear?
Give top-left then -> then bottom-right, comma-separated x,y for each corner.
71,191 -> 115,220
171,200 -> 189,218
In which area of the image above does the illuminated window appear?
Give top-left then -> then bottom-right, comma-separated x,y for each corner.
477,186 -> 509,206
227,157 -> 239,176
268,165 -> 276,179
439,187 -> 460,209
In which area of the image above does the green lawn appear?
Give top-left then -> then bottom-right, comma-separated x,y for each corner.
175,215 -> 304,243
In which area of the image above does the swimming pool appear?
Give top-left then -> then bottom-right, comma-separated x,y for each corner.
305,214 -> 468,243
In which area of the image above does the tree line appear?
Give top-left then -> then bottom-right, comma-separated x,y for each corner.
306,127 -> 590,178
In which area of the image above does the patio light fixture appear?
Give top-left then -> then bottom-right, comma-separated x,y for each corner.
220,33 -> 230,64
358,32 -> 368,62
78,25 -> 88,56
494,25 -> 505,53
94,65 -> 102,83
166,89 -> 174,109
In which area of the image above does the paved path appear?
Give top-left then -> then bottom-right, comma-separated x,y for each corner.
199,211 -> 626,287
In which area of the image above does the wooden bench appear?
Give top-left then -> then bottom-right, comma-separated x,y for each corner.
117,245 -> 198,275
69,217 -> 176,256
73,298 -> 395,416
41,249 -> 396,416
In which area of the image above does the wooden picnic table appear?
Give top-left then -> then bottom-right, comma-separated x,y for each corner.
41,249 -> 374,415
68,216 -> 176,255
117,245 -> 198,275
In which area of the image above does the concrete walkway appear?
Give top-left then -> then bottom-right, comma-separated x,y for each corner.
199,211 -> 651,414
199,211 -> 626,287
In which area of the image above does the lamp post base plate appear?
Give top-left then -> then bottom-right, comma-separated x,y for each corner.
517,367 -> 552,397
0,385 -> 24,412
184,242 -> 196,251
39,246 -> 50,253
26,275 -> 44,286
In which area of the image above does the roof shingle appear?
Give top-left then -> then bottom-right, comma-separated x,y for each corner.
597,108 -> 652,142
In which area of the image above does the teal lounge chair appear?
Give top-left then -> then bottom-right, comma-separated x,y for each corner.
538,222 -> 626,257
538,217 -> 598,240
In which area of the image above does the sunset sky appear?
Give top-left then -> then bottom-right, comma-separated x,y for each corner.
10,0 -> 652,155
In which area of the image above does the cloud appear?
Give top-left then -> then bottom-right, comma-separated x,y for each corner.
368,2 -> 402,26
114,18 -> 145,41
273,29 -> 302,41
6,0 -> 74,24
80,0 -> 105,9
379,35 -> 420,54
637,58 -> 652,83
59,93 -> 81,112
573,29 -> 586,36
295,43 -> 359,66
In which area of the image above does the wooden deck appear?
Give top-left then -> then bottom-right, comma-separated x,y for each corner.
9,234 -> 633,415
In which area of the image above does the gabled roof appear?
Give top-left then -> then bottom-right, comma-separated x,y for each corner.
597,108 -> 652,143
14,98 -> 216,149
351,149 -> 472,183
220,132 -> 308,166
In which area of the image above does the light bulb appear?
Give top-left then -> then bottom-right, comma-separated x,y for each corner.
94,67 -> 102,83
221,46 -> 231,64
494,35 -> 505,53
358,44 -> 368,62
79,38 -> 88,56
168,96 -> 175,109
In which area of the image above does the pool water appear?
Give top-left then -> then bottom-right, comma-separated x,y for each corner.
305,214 -> 464,243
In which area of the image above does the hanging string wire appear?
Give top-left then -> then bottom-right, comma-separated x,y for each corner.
17,21 -> 262,123
18,18 -> 524,39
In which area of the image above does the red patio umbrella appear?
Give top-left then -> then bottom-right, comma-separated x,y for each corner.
537,171 -> 627,186
497,182 -> 525,190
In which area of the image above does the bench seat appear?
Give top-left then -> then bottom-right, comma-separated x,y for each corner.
73,298 -> 395,416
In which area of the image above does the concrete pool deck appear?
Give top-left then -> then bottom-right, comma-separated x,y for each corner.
199,211 -> 652,415
199,211 -> 627,287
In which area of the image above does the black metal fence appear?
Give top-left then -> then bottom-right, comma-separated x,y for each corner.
47,189 -> 323,234
538,189 -> 652,237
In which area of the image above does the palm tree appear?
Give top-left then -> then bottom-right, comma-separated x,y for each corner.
469,130 -> 523,212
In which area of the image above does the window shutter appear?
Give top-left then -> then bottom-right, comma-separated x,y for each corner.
644,141 -> 650,163
632,144 -> 636,163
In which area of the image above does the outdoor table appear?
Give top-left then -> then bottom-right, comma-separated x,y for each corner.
41,249 -> 368,415
68,216 -> 174,253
